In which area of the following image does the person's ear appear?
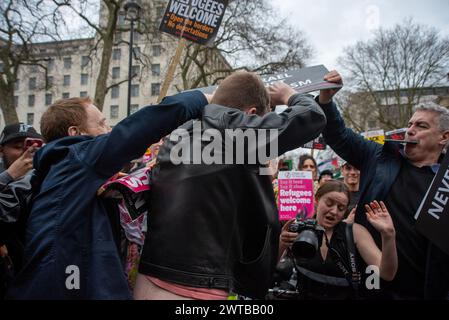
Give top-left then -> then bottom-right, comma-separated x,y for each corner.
245,107 -> 258,115
68,126 -> 81,137
440,130 -> 449,147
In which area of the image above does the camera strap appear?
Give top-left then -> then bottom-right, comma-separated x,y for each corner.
345,223 -> 361,294
324,223 -> 361,296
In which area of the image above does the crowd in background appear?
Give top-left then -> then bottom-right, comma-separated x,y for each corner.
1,70 -> 448,300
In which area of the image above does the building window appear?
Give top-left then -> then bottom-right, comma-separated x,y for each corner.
132,30 -> 140,42
131,65 -> 140,78
81,56 -> 89,68
156,6 -> 165,18
151,64 -> 160,76
46,76 -> 53,89
131,84 -> 139,97
113,48 -> 121,60
64,57 -> 72,69
45,93 -> 53,106
28,95 -> 35,107
63,75 -> 71,86
14,80 -> 19,91
424,88 -> 435,96
30,65 -> 38,73
435,87 -> 448,95
114,31 -> 122,43
112,67 -> 120,79
130,104 -> 139,114
81,73 -> 88,85
133,46 -> 141,59
368,120 -> 377,129
27,113 -> 34,125
111,86 -> 119,99
29,77 -> 36,90
110,105 -> 119,119
14,96 -> 18,108
151,83 -> 160,96
47,59 -> 55,70
152,45 -> 161,57
118,13 -> 125,26
80,91 -> 88,98
62,92 -> 70,99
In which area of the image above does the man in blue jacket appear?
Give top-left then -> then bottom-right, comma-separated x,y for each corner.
319,70 -> 449,299
7,91 -> 209,299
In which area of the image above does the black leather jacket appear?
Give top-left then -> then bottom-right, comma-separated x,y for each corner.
139,94 -> 327,298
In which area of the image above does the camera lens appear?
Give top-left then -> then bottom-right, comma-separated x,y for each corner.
291,230 -> 319,259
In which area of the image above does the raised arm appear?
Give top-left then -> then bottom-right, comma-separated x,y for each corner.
209,82 -> 327,157
0,149 -> 35,225
83,90 -> 208,177
318,71 -> 381,170
353,201 -> 397,281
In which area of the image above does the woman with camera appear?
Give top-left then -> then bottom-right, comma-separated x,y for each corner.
277,180 -> 397,300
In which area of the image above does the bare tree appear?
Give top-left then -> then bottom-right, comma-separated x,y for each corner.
51,0 -> 125,111
176,0 -> 313,90
0,0 -> 65,124
52,0 -> 168,111
2,0 -> 312,120
335,91 -> 378,133
339,19 -> 449,130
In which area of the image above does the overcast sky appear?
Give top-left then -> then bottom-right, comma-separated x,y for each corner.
273,0 -> 449,70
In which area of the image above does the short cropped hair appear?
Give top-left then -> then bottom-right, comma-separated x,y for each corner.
414,102 -> 449,132
41,97 -> 91,142
211,71 -> 270,115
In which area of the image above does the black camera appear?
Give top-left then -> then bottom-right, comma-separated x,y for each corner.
288,212 -> 325,259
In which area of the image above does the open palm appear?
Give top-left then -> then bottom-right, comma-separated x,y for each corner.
365,201 -> 395,235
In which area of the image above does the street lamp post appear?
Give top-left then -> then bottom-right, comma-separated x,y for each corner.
124,0 -> 141,117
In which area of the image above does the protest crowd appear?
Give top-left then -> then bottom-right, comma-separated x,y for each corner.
1,66 -> 448,301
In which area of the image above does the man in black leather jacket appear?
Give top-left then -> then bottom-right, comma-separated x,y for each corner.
135,71 -> 327,299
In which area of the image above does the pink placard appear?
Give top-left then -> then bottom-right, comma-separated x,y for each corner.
278,171 -> 314,221
102,167 -> 151,193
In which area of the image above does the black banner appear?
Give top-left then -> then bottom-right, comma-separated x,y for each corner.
195,65 -> 342,96
159,0 -> 228,46
260,65 -> 342,94
415,151 -> 449,255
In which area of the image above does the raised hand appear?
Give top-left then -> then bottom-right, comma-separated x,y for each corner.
6,144 -> 37,180
344,206 -> 356,224
319,70 -> 343,104
268,81 -> 297,107
365,201 -> 395,237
